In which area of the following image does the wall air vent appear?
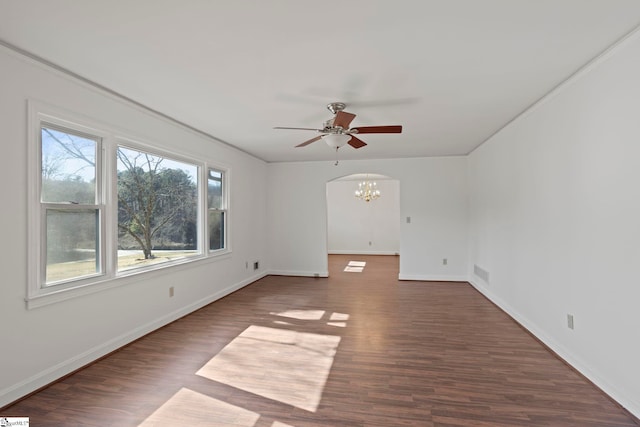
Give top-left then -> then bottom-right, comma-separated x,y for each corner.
474,264 -> 490,284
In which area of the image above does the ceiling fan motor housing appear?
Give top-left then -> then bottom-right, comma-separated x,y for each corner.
324,119 -> 342,131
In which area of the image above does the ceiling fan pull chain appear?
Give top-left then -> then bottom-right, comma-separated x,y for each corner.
335,147 -> 339,166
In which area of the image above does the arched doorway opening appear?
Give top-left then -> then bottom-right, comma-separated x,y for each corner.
326,173 -> 400,259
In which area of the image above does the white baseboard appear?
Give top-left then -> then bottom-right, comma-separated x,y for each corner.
467,279 -> 640,420
267,270 -> 329,278
328,250 -> 399,255
398,274 -> 469,282
0,272 -> 266,409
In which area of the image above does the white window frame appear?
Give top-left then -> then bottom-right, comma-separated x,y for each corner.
207,167 -> 228,253
114,140 -> 206,272
28,103 -> 110,304
27,101 -> 231,309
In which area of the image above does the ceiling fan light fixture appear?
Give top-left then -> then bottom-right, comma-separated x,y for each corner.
323,133 -> 351,149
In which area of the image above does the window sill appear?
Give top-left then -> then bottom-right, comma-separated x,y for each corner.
26,250 -> 232,309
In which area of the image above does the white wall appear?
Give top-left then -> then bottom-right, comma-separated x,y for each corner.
0,45 -> 268,407
267,157 -> 468,280
467,30 -> 640,417
327,178 -> 400,255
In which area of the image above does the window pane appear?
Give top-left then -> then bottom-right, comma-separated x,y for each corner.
41,126 -> 97,204
46,209 -> 99,284
208,169 -> 223,209
117,147 -> 199,271
209,210 -> 225,250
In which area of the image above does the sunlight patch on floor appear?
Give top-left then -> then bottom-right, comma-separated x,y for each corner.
326,321 -> 347,327
138,387 -> 260,426
196,325 -> 341,412
344,260 -> 366,272
272,310 -> 350,328
273,320 -> 293,326
270,309 -> 325,320
327,312 -> 350,328
330,313 -> 349,321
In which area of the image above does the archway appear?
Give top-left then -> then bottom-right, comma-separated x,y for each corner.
326,173 -> 400,258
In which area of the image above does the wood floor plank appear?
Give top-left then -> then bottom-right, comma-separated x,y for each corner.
2,255 -> 638,426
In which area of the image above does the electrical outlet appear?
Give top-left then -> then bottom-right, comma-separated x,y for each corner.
442,258 -> 448,265
369,241 -> 372,246
567,314 -> 574,330
169,286 -> 174,297
253,261 -> 259,270
406,216 -> 411,224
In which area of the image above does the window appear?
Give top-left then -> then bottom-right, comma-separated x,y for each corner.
40,124 -> 103,285
28,103 -> 230,307
208,168 -> 226,251
116,146 -> 199,271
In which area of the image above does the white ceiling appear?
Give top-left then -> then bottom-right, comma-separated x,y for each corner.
2,1 -> 640,163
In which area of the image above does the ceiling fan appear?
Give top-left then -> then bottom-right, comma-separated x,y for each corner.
274,102 -> 402,150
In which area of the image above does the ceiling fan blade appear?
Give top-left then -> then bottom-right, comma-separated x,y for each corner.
274,126 -> 321,131
348,135 -> 367,149
352,125 -> 402,134
333,111 -> 356,129
295,135 -> 323,147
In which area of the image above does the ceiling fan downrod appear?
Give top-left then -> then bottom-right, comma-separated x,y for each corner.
326,102 -> 346,115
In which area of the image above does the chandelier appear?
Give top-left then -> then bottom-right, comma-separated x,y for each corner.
354,177 -> 381,202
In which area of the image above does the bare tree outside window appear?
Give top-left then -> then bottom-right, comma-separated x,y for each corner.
41,126 -> 99,284
38,118 -> 223,289
117,147 -> 199,270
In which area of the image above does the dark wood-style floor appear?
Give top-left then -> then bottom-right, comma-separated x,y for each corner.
3,255 -> 638,426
